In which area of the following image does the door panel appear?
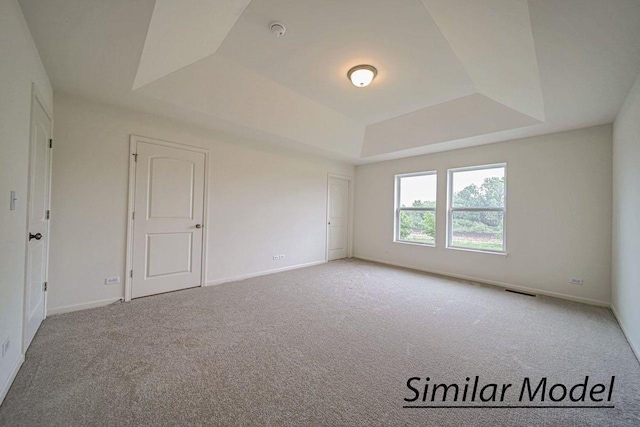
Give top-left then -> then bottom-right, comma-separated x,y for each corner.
328,177 -> 350,261
27,246 -> 44,312
148,158 -> 194,219
329,227 -> 346,251
146,233 -> 193,277
24,95 -> 51,349
132,141 -> 205,298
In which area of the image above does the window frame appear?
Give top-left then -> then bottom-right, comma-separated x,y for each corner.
394,171 -> 437,247
446,163 -> 507,254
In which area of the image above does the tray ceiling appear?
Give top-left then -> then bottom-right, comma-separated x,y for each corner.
19,0 -> 640,163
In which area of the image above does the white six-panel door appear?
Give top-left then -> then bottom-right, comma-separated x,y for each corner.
327,176 -> 350,261
130,139 -> 206,299
24,91 -> 52,349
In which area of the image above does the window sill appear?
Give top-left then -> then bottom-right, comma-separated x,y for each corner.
393,240 -> 435,248
446,246 -> 507,256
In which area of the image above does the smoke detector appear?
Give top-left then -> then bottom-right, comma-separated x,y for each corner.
270,22 -> 286,38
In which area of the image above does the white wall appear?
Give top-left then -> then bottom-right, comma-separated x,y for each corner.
47,94 -> 354,313
612,73 -> 640,357
354,125 -> 612,305
0,0 -> 52,403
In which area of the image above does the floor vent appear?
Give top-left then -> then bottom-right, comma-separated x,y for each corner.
505,289 -> 537,297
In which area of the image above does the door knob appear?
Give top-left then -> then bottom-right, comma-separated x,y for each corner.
195,224 -> 203,229
29,232 -> 42,241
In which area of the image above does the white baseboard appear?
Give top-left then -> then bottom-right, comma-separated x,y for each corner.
47,297 -> 123,316
354,256 -> 611,307
49,261 -> 327,314
207,260 -> 327,287
610,304 -> 640,363
0,354 -> 24,406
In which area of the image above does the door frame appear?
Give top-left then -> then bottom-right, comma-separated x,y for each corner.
22,83 -> 54,353
124,135 -> 209,302
325,173 -> 354,261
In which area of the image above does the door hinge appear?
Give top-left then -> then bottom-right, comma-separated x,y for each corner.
130,270 -> 133,278
133,153 -> 138,162
43,282 -> 48,292
132,211 -> 135,220
46,210 -> 50,220
49,139 -> 53,148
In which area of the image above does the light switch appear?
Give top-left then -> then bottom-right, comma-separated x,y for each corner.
10,191 -> 17,211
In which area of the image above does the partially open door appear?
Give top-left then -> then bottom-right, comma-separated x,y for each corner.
127,137 -> 207,299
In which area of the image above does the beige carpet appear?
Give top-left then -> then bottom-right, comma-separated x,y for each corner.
1,259 -> 639,426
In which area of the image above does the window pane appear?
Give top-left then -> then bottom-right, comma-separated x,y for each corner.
452,167 -> 505,208
399,210 -> 435,245
451,210 -> 504,251
399,174 -> 436,208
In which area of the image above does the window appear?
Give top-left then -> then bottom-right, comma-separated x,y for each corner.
447,164 -> 506,253
395,172 -> 437,245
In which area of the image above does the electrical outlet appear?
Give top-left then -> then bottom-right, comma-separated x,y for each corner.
2,338 -> 10,358
279,254 -> 286,260
273,255 -> 280,261
105,276 -> 120,285
569,278 -> 584,285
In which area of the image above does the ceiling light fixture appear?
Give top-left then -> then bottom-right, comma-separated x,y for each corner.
347,65 -> 377,87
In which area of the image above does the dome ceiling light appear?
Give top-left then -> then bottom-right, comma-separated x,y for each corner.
347,65 -> 377,88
